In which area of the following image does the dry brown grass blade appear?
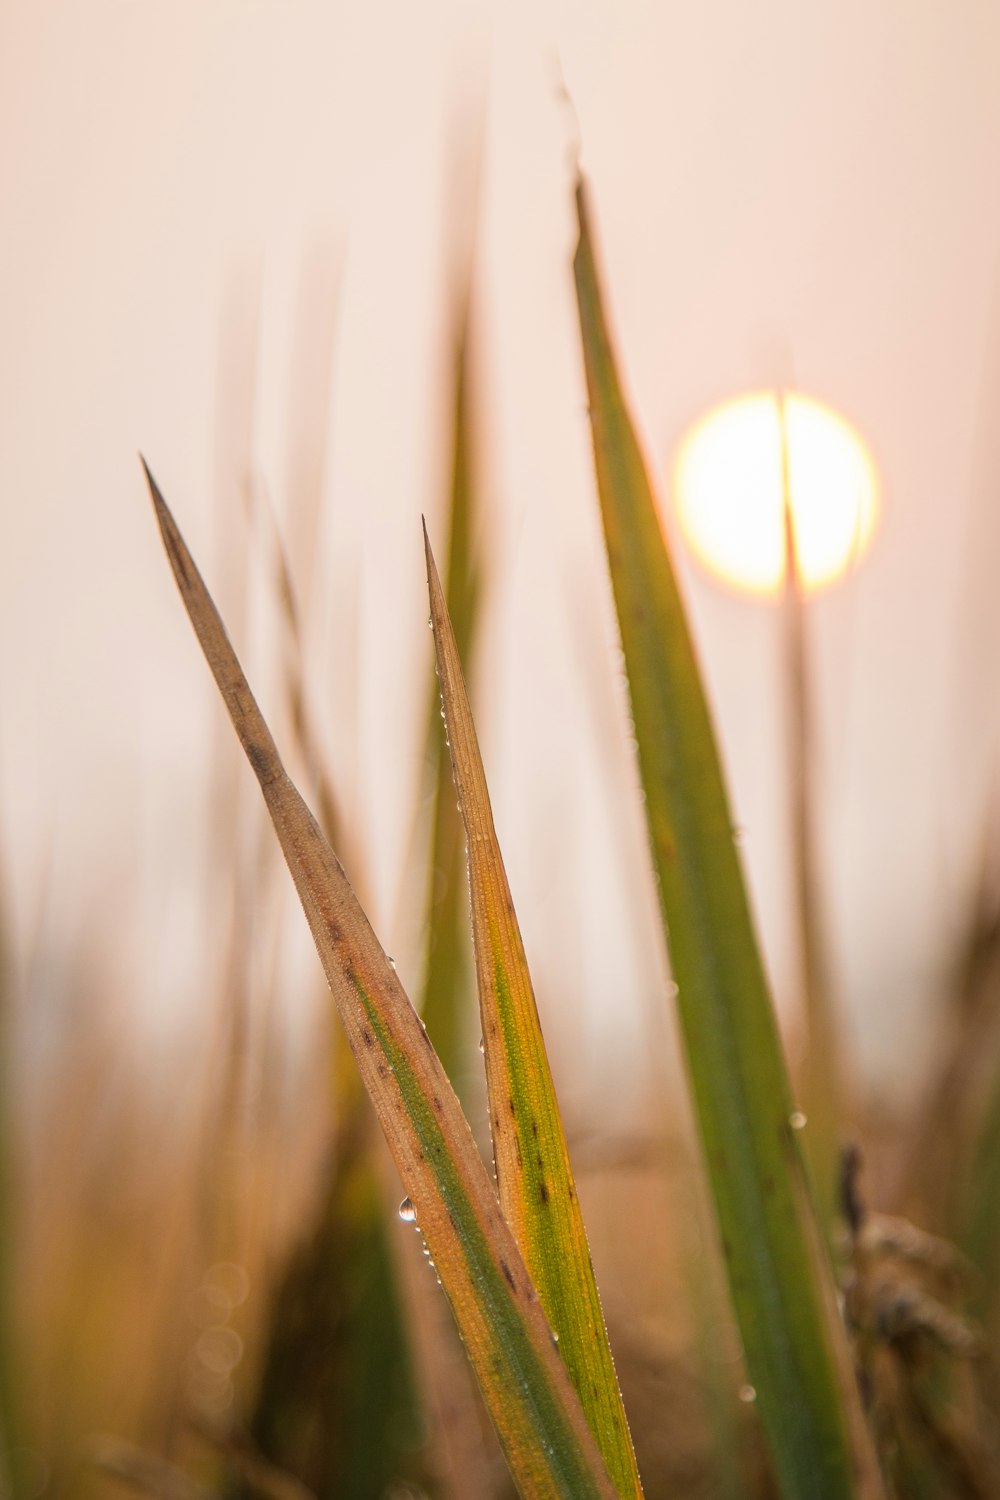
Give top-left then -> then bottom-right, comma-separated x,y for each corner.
141,459 -> 619,1500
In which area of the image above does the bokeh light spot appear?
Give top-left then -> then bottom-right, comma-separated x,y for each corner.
673,392 -> 879,596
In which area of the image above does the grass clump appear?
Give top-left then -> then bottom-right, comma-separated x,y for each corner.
4,164 -> 998,1500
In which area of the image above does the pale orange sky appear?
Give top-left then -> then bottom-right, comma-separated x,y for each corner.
3,1 -> 1000,1101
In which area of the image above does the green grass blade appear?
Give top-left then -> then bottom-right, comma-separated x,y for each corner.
141,461 -> 619,1500
424,528 -> 644,1500
420,296 -> 481,1090
571,182 -> 882,1500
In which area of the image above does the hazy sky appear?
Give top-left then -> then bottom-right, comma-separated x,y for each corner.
3,1 -> 1000,1102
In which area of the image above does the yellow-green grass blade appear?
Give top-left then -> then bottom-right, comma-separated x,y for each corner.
420,297 -> 481,1090
571,183 -> 881,1500
141,461 -> 618,1500
424,527 -> 644,1500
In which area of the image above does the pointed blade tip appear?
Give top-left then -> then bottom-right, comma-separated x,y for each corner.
139,455 -> 171,529
422,521 -> 443,599
138,452 -> 157,497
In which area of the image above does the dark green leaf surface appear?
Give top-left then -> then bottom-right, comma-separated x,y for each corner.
572,181 -> 882,1500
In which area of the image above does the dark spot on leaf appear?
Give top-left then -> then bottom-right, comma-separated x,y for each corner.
361,1028 -> 374,1048
507,1097 -> 516,1117
245,741 -> 274,785
539,1181 -> 549,1205
500,1260 -> 516,1292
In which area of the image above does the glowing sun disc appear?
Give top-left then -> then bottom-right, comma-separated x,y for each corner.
673,392 -> 879,597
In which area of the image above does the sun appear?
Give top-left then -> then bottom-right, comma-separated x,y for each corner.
672,392 -> 879,597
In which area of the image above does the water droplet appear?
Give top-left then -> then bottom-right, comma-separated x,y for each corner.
789,1110 -> 807,1130
551,1329 -> 560,1344
387,956 -> 397,972
478,1036 -> 485,1053
732,825 -> 746,845
398,1197 -> 416,1223
666,980 -> 679,999
428,616 -> 434,628
738,1383 -> 757,1404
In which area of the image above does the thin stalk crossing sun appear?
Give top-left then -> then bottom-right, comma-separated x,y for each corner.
673,391 -> 879,596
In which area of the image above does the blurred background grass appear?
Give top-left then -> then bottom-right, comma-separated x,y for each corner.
3,3 -> 1000,1496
